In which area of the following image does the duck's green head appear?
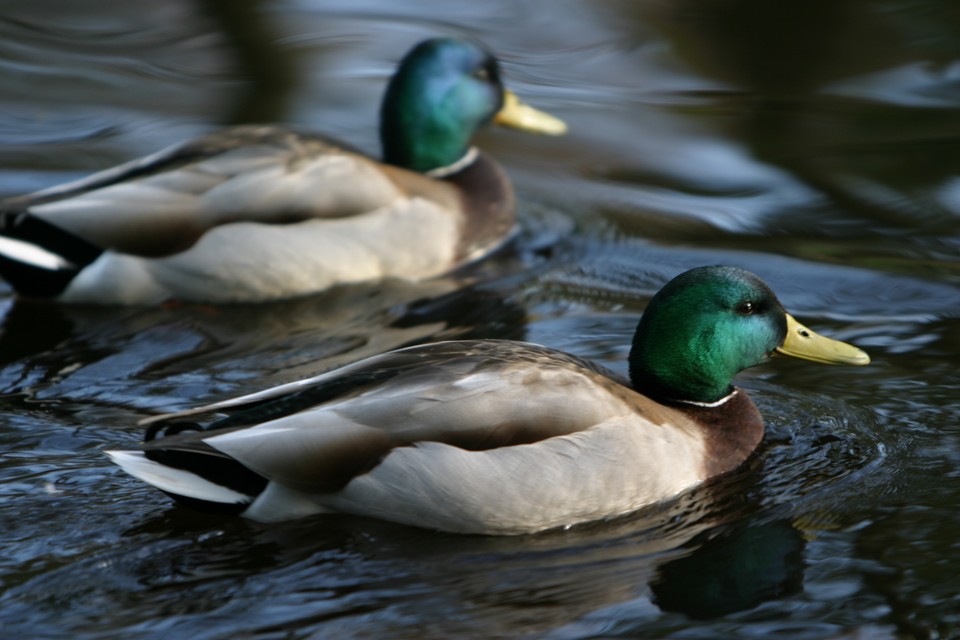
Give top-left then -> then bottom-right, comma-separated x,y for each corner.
380,38 -> 566,173
629,266 -> 870,404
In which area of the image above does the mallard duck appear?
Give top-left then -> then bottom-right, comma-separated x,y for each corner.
0,38 -> 565,304
107,266 -> 869,534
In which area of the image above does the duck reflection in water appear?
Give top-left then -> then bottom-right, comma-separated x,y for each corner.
651,519 -> 805,619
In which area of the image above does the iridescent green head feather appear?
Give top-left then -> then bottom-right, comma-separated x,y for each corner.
629,266 -> 869,404
379,38 -> 565,173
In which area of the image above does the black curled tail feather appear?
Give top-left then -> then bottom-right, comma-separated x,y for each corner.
144,419 -> 205,443
0,211 -> 103,297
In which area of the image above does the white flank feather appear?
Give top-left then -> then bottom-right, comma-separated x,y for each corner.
243,482 -> 333,522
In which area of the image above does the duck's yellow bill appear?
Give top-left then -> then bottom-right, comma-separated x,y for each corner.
774,314 -> 870,366
494,90 -> 567,135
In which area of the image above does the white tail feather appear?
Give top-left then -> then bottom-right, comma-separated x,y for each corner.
106,450 -> 251,504
0,235 -> 72,270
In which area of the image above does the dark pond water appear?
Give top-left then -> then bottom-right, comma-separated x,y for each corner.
1,1 -> 959,638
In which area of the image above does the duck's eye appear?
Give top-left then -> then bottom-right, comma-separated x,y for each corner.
737,301 -> 756,315
473,68 -> 490,82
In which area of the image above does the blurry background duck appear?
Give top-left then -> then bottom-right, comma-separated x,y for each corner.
0,38 -> 565,304
108,266 -> 870,535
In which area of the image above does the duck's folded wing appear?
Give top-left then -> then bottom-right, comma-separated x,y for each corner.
6,126 -> 448,257
141,341 -> 641,493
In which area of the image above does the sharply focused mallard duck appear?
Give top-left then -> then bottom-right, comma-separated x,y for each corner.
107,266 -> 870,534
0,38 -> 565,304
